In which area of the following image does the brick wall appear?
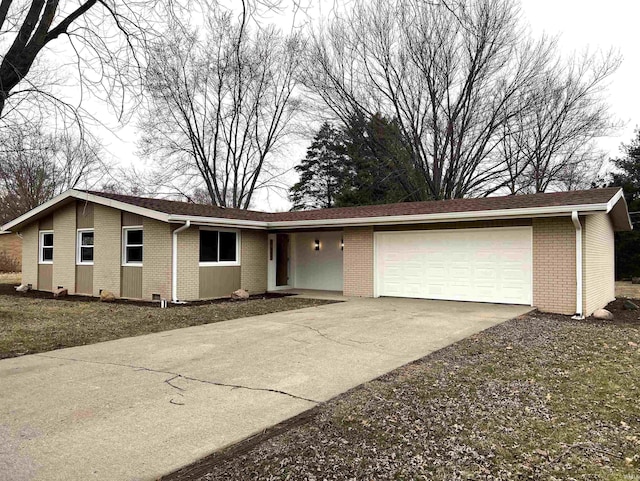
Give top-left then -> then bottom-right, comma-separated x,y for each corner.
176,226 -> 200,300
343,226 -> 374,297
583,213 -> 615,316
240,230 -> 268,295
20,223 -> 38,287
52,202 -> 77,294
0,232 -> 22,271
532,217 -> 577,315
93,204 -> 121,297
142,217 -> 172,300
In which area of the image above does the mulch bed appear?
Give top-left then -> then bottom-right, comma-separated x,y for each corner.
0,281 -> 292,307
163,298 -> 640,481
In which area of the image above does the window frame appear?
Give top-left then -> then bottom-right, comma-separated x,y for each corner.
39,230 -> 54,264
198,228 -> 241,267
76,229 -> 95,266
122,226 -> 144,266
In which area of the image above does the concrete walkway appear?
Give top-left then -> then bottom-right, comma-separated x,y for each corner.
0,297 -> 531,481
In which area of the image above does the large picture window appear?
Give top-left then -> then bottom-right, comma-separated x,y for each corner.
123,228 -> 143,265
39,231 -> 54,264
77,230 -> 94,265
199,230 -> 239,265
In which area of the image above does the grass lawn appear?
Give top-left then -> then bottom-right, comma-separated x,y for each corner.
0,274 -> 333,359
170,301 -> 640,481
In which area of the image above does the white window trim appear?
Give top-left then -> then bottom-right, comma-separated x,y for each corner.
39,230 -> 54,265
198,227 -> 241,267
76,229 -> 95,266
122,226 -> 143,267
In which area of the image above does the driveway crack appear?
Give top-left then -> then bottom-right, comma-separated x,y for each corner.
293,323 -> 366,348
34,353 -> 320,405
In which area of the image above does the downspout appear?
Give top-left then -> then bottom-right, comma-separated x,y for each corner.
571,212 -> 584,320
172,220 -> 191,303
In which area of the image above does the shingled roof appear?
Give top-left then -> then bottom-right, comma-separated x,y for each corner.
266,187 -> 624,222
2,186 -> 631,232
87,187 -> 623,222
86,191 -> 271,222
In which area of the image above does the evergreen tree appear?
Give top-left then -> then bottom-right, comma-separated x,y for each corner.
336,112 -> 425,207
290,114 -> 427,211
289,123 -> 347,210
611,130 -> 640,279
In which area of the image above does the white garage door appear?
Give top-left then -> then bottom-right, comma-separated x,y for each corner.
375,227 -> 532,305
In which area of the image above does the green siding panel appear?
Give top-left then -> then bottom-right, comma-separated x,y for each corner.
38,264 -> 52,291
121,266 -> 143,299
199,266 -> 241,299
76,265 -> 93,295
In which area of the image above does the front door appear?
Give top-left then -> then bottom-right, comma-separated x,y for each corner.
276,234 -> 290,287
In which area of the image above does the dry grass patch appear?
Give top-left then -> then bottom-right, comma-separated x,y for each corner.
0,278 -> 334,359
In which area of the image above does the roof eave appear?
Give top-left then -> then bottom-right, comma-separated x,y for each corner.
606,188 -> 633,231
168,215 -> 268,229
265,203 -> 612,229
1,189 -> 171,232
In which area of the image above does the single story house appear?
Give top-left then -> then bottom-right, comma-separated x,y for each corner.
1,187 -> 631,317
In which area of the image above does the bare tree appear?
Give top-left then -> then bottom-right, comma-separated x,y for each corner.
139,6 -> 304,209
499,52 -> 617,193
304,0 -> 618,200
0,0 -> 161,124
0,122 -> 103,223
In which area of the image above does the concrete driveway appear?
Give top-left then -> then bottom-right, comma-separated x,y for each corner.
0,297 -> 531,481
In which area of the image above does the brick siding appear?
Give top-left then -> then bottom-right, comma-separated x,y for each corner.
93,204 -> 122,297
52,202 -> 77,294
240,230 -> 268,295
20,223 -> 38,287
532,217 -> 577,315
142,217 -> 172,300
176,226 -> 199,300
343,226 -> 374,297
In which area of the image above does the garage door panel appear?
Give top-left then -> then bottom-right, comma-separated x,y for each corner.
376,227 -> 532,305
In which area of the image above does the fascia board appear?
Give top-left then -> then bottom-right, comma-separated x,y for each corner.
1,190 -> 76,231
76,191 -> 171,223
1,189 -> 171,232
169,215 -> 269,230
264,203 -> 610,229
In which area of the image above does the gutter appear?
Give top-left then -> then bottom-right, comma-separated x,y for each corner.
571,211 -> 584,320
172,220 -> 191,303
168,202 -> 612,231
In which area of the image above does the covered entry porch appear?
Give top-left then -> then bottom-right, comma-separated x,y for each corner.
267,230 -> 344,293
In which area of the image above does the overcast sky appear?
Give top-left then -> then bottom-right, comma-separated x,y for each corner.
95,0 -> 640,210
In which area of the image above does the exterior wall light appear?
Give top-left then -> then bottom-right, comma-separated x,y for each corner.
341,238 -> 344,250
314,239 -> 320,251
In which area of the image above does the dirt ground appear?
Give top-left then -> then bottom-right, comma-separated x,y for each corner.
615,281 -> 640,300
164,300 -> 640,481
0,276 -> 335,359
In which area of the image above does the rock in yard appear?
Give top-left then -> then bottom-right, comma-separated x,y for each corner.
53,288 -> 68,298
623,299 -> 639,310
592,308 -> 613,320
15,284 -> 30,292
632,277 -> 640,285
231,289 -> 250,300
100,290 -> 116,302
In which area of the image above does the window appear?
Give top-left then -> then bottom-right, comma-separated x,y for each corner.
39,231 -> 54,264
123,228 -> 143,265
77,230 -> 94,265
199,229 -> 239,265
